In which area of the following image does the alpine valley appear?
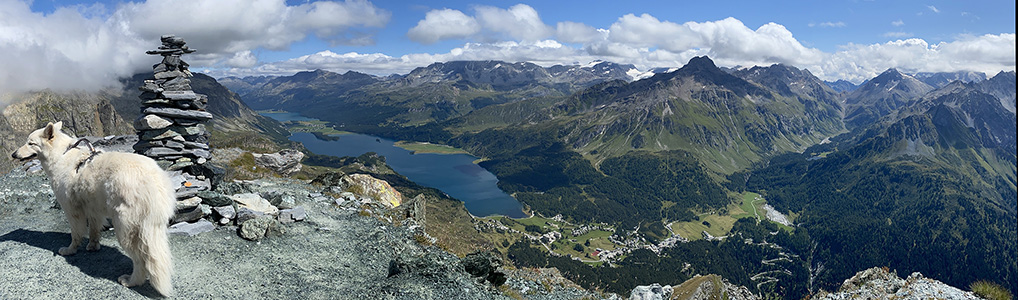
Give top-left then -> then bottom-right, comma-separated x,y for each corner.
2,56 -> 1013,299
223,56 -> 1016,299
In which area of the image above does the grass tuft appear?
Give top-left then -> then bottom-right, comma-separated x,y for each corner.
971,280 -> 1013,300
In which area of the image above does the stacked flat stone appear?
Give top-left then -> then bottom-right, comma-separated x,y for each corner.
134,35 -> 213,201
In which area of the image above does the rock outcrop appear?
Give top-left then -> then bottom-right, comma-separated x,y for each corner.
668,274 -> 757,300
629,283 -> 672,300
252,149 -> 304,176
813,267 -> 982,300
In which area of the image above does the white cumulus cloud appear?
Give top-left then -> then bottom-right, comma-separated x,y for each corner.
474,4 -> 553,41
556,21 -> 604,44
407,8 -> 479,44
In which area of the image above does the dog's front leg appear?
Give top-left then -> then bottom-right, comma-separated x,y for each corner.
85,216 -> 103,251
59,210 -> 87,256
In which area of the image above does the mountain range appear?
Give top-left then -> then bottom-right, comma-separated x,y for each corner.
225,56 -> 1015,298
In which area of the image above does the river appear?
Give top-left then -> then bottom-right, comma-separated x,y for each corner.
262,112 -> 526,218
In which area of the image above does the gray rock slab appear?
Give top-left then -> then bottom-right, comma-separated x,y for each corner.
143,107 -> 212,121
162,91 -> 199,100
168,219 -> 216,237
198,190 -> 233,206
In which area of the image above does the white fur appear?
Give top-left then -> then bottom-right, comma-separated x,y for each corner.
12,122 -> 175,296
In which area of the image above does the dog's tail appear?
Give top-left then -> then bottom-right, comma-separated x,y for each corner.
144,215 -> 174,297
144,172 -> 176,297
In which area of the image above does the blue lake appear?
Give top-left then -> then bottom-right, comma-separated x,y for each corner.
263,112 -> 526,218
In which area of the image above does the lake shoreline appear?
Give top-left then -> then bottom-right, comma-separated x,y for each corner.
262,111 -> 527,218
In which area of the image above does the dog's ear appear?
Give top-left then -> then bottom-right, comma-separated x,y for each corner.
43,122 -> 62,140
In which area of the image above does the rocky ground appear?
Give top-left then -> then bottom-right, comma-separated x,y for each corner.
0,137 -> 611,299
814,267 -> 984,300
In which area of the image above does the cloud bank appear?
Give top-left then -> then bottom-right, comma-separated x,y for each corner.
0,0 -> 389,95
1,0 -> 1014,94
229,4 -> 1012,84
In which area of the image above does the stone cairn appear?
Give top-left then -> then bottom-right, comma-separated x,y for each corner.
134,35 -> 214,212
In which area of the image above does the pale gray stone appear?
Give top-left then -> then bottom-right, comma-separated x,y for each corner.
213,205 -> 236,220
230,193 -> 278,215
135,114 -> 174,131
277,207 -> 306,224
168,219 -> 216,237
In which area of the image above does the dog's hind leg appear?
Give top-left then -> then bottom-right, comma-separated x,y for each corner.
59,210 -> 87,256
85,215 -> 103,251
112,218 -> 147,287
118,258 -> 148,288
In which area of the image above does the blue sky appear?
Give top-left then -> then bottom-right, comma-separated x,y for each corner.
2,0 -> 1014,93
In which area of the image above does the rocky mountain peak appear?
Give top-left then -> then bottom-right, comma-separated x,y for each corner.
813,267 -> 982,299
864,69 -> 932,94
843,68 -> 935,128
678,56 -> 721,75
291,68 -> 333,80
979,70 -> 1017,113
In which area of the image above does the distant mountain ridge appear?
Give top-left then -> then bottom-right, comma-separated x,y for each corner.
823,79 -> 859,93
544,57 -> 844,173
843,69 -> 934,129
913,70 -> 987,88
977,71 -> 1017,113
235,60 -> 643,129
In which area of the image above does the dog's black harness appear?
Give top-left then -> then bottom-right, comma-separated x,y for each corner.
66,138 -> 102,172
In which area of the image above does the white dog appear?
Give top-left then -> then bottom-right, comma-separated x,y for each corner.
12,122 -> 174,296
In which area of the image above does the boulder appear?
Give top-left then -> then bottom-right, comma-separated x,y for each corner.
239,217 -> 285,241
229,193 -> 278,215
341,174 -> 403,208
252,149 -> 304,176
235,207 -> 265,224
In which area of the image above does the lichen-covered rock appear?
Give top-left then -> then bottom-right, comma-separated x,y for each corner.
342,174 -> 403,208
